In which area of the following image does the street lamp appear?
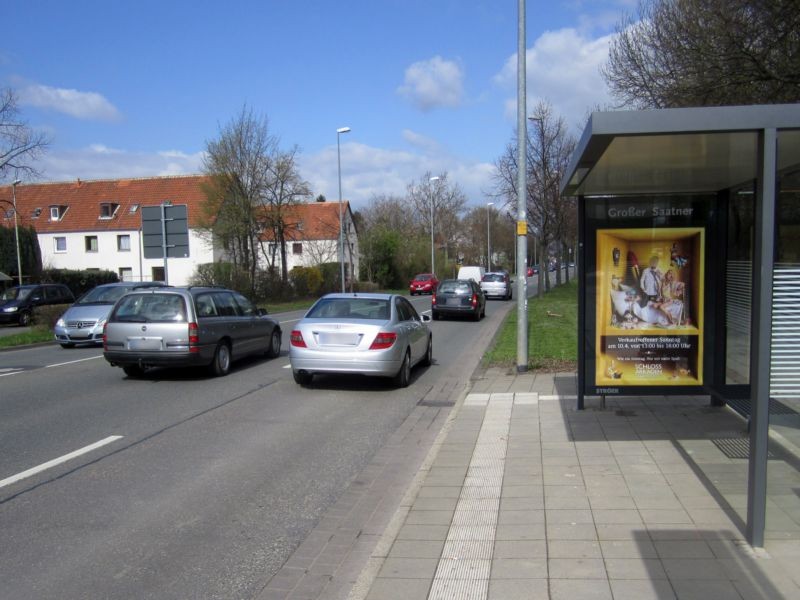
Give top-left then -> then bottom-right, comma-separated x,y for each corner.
429,176 -> 440,276
486,202 -> 494,271
337,127 -> 351,293
12,179 -> 22,286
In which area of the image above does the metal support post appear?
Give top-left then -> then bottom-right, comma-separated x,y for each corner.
515,0 -> 528,373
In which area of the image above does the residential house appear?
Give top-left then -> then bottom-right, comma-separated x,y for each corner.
0,175 -> 217,285
262,200 -> 359,282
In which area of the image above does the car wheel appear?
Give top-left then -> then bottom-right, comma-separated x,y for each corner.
293,370 -> 313,385
60,342 -> 75,349
410,291 -> 416,296
123,364 -> 144,378
473,309 -> 481,322
210,342 -> 232,376
265,330 -> 281,358
421,336 -> 433,367
18,311 -> 31,327
393,350 -> 411,388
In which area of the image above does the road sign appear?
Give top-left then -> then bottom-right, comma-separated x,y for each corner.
141,204 -> 190,259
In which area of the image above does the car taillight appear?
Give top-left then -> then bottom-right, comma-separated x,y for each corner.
102,322 -> 107,349
471,294 -> 478,307
369,331 -> 397,350
188,322 -> 200,353
290,330 -> 307,348
432,292 -> 437,305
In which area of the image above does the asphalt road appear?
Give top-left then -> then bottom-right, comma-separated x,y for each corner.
0,273 -> 568,599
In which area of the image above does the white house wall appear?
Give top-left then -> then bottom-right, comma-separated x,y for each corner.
37,228 -> 214,286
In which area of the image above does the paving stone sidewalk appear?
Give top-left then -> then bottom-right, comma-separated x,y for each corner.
359,369 -> 800,600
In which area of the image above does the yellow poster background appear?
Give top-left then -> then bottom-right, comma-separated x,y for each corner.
595,227 -> 704,386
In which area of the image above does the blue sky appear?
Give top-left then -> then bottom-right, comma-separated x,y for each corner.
2,0 -> 633,208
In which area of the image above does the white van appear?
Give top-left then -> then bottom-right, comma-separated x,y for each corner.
457,265 -> 485,284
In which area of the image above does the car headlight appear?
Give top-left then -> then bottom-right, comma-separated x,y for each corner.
3,306 -> 18,312
56,318 -> 66,327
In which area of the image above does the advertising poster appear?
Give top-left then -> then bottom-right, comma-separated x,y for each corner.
595,227 -> 705,387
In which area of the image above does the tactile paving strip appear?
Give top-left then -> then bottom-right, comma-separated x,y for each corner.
427,393 -> 513,600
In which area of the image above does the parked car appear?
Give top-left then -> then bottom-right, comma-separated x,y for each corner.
456,265 -> 485,284
103,286 -> 282,377
432,279 -> 486,321
55,281 -> 166,348
289,293 -> 432,387
481,271 -> 512,301
0,284 -> 75,326
527,265 -> 539,277
409,273 -> 439,295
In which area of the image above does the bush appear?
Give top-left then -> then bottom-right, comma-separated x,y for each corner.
290,266 -> 323,297
33,303 -> 72,328
40,268 -> 118,298
190,262 -> 252,293
352,280 -> 380,293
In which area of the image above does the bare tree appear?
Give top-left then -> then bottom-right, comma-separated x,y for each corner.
407,172 -> 467,265
493,100 -> 576,295
259,146 -> 311,281
1,88 -> 49,181
603,0 -> 800,108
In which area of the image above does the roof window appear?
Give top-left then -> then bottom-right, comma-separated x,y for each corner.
129,204 -> 139,213
49,205 -> 68,221
32,207 -> 42,218
99,202 -> 119,219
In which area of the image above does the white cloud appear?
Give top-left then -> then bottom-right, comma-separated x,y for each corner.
36,144 -> 204,181
33,136 -> 495,213
494,27 -> 615,130
300,137 -> 495,211
398,56 -> 465,111
18,83 -> 121,122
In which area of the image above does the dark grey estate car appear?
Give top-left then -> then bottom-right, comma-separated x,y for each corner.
103,286 -> 282,377
431,279 -> 486,321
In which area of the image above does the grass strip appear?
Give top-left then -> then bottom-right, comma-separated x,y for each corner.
484,279 -> 577,370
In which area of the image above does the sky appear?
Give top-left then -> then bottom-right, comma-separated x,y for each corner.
1,0 -> 634,210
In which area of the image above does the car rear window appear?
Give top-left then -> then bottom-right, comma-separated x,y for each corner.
306,298 -> 390,320
414,274 -> 431,281
112,293 -> 188,323
439,281 -> 472,294
482,274 -> 505,282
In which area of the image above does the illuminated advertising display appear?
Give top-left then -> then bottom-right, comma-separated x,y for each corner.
595,227 -> 704,387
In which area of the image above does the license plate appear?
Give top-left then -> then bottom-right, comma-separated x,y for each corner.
127,337 -> 162,351
317,332 -> 362,346
447,297 -> 463,306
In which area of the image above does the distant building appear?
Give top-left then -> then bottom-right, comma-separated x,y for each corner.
261,200 -> 359,281
0,175 -> 358,286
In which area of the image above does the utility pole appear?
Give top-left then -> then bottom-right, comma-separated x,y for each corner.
515,0 -> 528,373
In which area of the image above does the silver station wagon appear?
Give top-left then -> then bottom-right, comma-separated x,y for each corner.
289,293 -> 432,387
103,286 -> 282,377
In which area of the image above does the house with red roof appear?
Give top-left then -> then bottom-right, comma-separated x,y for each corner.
0,175 -> 359,286
260,200 -> 359,281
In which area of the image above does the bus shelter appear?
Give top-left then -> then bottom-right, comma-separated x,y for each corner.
561,104 -> 800,547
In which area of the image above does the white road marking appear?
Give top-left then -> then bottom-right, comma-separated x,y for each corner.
44,355 -> 104,369
0,435 -> 124,489
0,368 -> 26,378
283,364 -> 292,369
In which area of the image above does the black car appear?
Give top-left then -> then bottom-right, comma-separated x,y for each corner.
431,279 -> 486,321
0,284 -> 75,326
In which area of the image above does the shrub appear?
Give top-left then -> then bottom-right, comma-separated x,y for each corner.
33,303 -> 72,327
290,266 -> 323,297
40,269 -> 118,298
352,280 -> 380,293
318,262 -> 342,294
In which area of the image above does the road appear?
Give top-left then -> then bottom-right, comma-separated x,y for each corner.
0,275 -> 560,599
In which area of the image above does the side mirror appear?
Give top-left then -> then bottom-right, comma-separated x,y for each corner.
421,313 -> 432,323
257,307 -> 268,316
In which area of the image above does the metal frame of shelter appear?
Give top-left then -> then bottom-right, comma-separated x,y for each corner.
560,104 -> 800,547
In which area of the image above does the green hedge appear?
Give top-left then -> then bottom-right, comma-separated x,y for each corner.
40,268 -> 119,298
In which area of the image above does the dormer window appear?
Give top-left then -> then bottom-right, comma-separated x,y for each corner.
99,202 -> 119,219
49,205 -> 68,221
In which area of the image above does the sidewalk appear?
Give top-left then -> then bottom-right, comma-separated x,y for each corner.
358,369 -> 800,600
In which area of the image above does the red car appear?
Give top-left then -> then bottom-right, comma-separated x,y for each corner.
409,273 -> 439,295
526,265 -> 540,277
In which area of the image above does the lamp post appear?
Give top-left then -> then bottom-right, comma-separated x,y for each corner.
337,127 -> 351,293
486,202 -> 494,271
12,179 -> 22,286
515,0 -> 528,373
429,176 -> 440,276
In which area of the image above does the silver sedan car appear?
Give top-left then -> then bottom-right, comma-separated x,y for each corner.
289,293 -> 432,387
